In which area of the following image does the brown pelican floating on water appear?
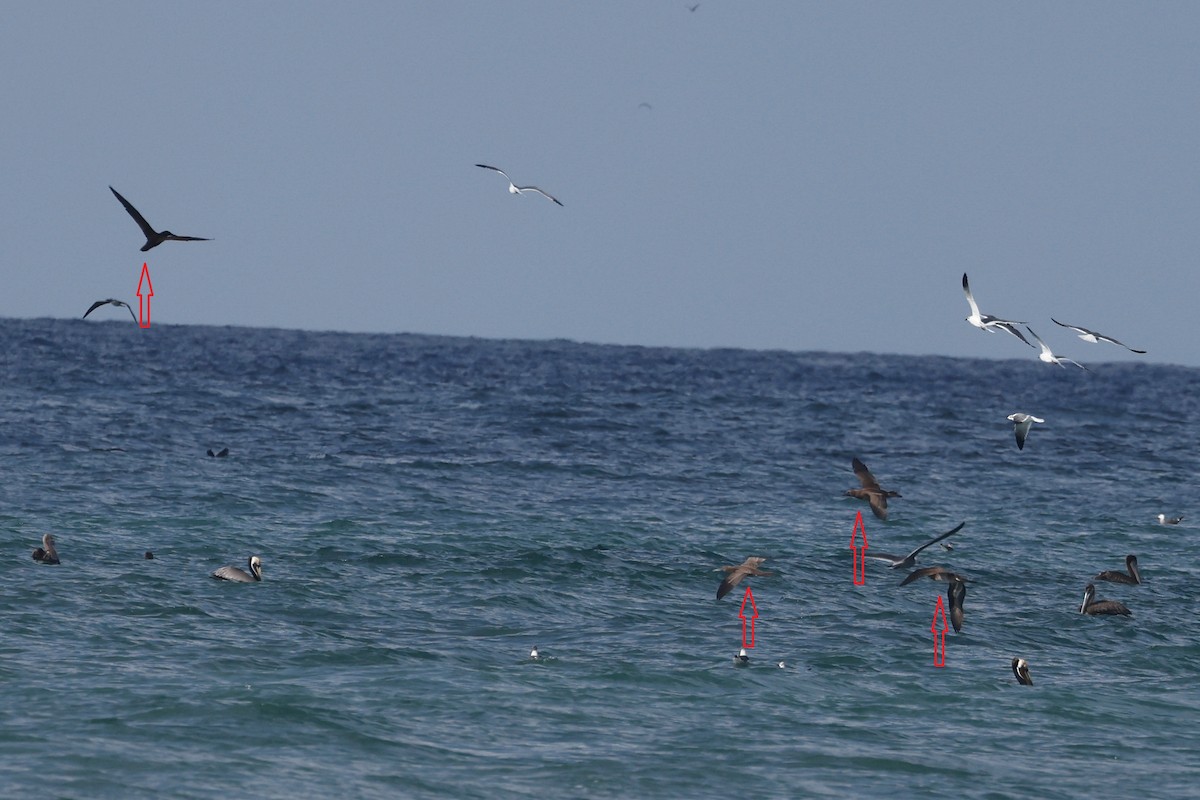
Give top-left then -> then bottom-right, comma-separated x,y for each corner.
32,533 -> 60,564
83,298 -> 137,323
866,522 -> 966,570
474,165 -> 564,206
844,457 -> 901,520
900,565 -> 969,586
110,186 -> 211,252
211,555 -> 262,583
1094,554 -> 1141,585
1012,658 -> 1033,686
716,556 -> 773,599
1079,583 -> 1130,616
1051,318 -> 1146,354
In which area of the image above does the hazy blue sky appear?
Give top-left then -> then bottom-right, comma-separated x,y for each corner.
3,2 -> 1196,365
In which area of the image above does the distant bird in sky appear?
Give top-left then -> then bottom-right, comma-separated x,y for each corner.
1006,413 -> 1044,451
687,3 -> 701,11
474,165 -> 564,206
1051,318 -> 1146,354
1158,513 -> 1184,525
865,522 -> 965,570
637,102 -> 653,110
1026,326 -> 1088,370
83,298 -> 136,323
844,457 -> 901,521
961,273 -> 1034,348
110,186 -> 211,252
715,556 -> 773,599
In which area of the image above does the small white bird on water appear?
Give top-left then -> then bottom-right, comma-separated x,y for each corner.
734,648 -> 750,666
1158,514 -> 1184,525
1026,326 -> 1088,371
475,164 -> 564,206
1007,413 -> 1044,451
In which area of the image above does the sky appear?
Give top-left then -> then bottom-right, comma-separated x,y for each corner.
3,2 -> 1197,366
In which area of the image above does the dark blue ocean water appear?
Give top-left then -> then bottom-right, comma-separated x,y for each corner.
2,317 -> 1198,799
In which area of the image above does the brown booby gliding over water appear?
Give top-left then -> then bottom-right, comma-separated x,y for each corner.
474,165 -> 564,206
32,533 -> 60,565
865,522 -> 965,570
211,555 -> 262,583
1094,554 -> 1142,585
83,298 -> 137,323
716,556 -> 773,600
1012,658 -> 1033,686
110,186 -> 211,251
1080,583 -> 1131,616
844,457 -> 901,521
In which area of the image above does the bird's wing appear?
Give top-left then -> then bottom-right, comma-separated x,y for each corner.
165,234 -> 211,242
852,457 -> 880,489
522,186 -> 563,206
961,273 -> 982,318
475,164 -> 511,182
906,522 -> 966,560
83,300 -> 107,318
990,321 -> 1034,347
110,186 -> 157,239
1051,318 -> 1089,336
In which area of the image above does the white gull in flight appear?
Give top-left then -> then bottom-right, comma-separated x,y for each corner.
1026,326 -> 1088,370
1051,318 -> 1146,354
1006,413 -> 1044,451
475,164 -> 563,206
961,273 -> 1034,348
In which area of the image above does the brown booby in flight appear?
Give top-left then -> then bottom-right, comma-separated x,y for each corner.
844,457 -> 901,521
715,556 -> 773,600
110,186 -> 211,251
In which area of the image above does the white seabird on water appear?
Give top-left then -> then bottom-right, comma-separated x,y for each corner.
529,646 -> 540,661
83,298 -> 137,323
1158,514 -> 1184,525
1051,318 -> 1146,354
474,164 -> 564,206
211,555 -> 262,583
1006,413 -> 1044,451
961,273 -> 1034,347
734,648 -> 750,666
1026,327 -> 1088,371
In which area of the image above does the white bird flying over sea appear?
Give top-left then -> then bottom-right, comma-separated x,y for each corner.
1006,413 -> 1044,450
1051,318 -> 1146,354
474,164 -> 564,206
961,273 -> 1034,348
1026,326 -> 1088,371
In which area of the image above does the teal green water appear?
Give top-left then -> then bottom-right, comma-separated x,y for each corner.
2,318 -> 1197,798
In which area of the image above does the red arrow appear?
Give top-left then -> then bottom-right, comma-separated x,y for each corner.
850,510 -> 869,585
931,595 -> 947,667
136,262 -> 154,328
739,587 -> 758,648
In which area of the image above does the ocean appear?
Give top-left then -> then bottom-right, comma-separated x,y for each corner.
1,317 -> 1197,799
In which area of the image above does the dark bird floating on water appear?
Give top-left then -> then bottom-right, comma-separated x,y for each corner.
844,457 -> 901,521
83,298 -> 136,323
716,556 -> 773,599
474,165 -> 564,206
32,533 -> 60,565
1012,658 -> 1033,686
865,522 -> 966,570
1079,583 -> 1131,616
207,448 -> 229,458
1051,318 -> 1146,354
1094,554 -> 1141,585
211,555 -> 262,583
110,186 -> 211,252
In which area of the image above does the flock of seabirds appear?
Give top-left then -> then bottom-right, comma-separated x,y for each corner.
61,176 -> 1186,683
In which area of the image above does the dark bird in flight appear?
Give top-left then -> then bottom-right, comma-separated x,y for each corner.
83,298 -> 136,323
844,457 -> 901,520
474,165 -> 564,206
865,522 -> 966,570
716,556 -> 773,599
110,186 -> 211,251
